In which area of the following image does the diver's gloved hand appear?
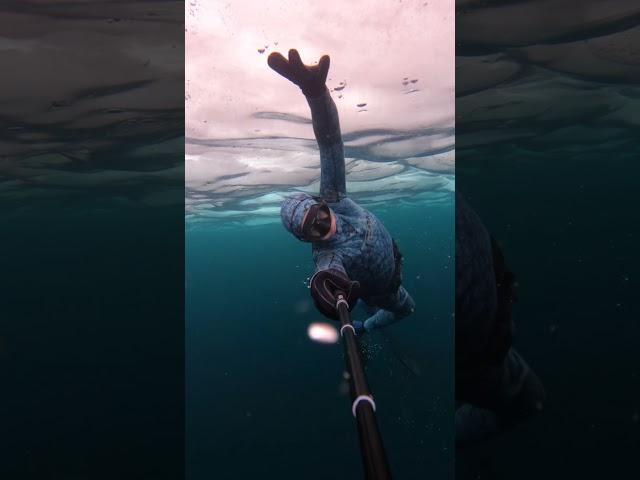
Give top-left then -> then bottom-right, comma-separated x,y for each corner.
309,268 -> 360,321
267,49 -> 330,98
363,317 -> 378,332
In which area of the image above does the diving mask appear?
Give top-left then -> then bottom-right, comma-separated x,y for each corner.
301,202 -> 332,241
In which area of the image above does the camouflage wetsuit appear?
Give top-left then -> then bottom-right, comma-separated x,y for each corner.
281,89 -> 415,330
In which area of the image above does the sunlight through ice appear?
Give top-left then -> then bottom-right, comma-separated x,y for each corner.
307,322 -> 339,344
186,0 -> 454,226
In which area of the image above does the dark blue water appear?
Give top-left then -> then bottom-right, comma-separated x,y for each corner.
456,2 -> 640,477
456,156 -> 640,479
0,4 -> 185,478
1,207 -> 184,478
187,200 -> 454,479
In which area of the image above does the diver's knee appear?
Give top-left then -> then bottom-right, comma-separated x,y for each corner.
521,369 -> 546,415
455,403 -> 500,448
506,365 -> 546,421
398,288 -> 415,317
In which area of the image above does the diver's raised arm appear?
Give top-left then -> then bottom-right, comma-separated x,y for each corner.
306,90 -> 346,202
268,49 -> 346,202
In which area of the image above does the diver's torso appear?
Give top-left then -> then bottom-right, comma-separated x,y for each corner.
313,198 -> 395,296
455,192 -> 500,367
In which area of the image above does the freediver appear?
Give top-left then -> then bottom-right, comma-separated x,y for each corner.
456,193 -> 546,446
268,49 -> 415,333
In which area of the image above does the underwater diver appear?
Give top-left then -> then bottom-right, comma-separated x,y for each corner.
456,193 -> 546,447
268,49 -> 415,333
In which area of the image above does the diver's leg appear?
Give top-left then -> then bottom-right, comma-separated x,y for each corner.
363,286 -> 415,331
306,91 -> 346,202
455,403 -> 501,448
495,348 -> 545,423
455,348 -> 545,447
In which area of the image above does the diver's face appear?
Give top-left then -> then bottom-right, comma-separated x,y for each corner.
301,204 -> 336,241
315,208 -> 336,240
316,208 -> 330,222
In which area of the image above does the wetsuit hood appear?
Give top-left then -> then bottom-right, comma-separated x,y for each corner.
280,192 -> 317,241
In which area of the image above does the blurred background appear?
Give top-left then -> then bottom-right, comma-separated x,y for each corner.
456,0 -> 640,478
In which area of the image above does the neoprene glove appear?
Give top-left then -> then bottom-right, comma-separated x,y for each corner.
309,268 -> 360,321
267,49 -> 330,98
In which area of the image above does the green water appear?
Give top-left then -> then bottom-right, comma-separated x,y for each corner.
186,199 -> 454,479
